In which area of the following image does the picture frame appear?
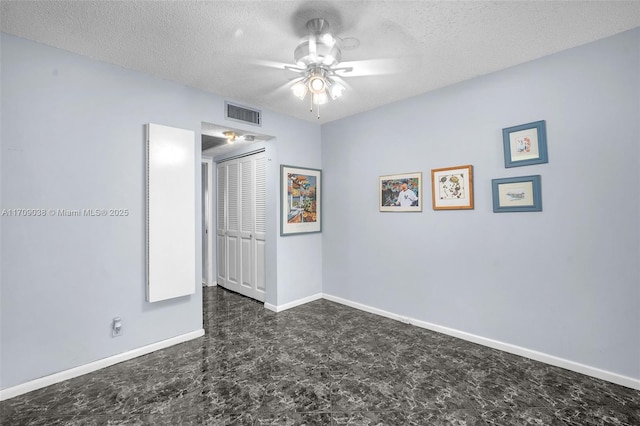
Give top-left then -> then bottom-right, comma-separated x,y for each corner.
431,165 -> 474,210
502,120 -> 548,168
280,165 -> 321,236
379,172 -> 422,212
492,175 -> 542,212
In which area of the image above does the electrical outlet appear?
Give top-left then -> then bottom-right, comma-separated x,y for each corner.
112,317 -> 123,337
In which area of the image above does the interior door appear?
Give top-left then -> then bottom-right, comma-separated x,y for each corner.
215,151 -> 266,302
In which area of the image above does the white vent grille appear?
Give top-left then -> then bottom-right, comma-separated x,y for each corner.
225,101 -> 261,126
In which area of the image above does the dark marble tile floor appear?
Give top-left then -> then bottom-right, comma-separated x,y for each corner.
2,286 -> 639,425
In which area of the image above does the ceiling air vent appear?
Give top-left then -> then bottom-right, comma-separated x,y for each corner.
225,101 -> 261,126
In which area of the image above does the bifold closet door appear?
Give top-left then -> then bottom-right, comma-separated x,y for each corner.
253,154 -> 266,298
216,152 -> 265,302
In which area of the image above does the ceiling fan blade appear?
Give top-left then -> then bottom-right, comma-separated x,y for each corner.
337,58 -> 407,77
332,66 -> 354,75
247,58 -> 293,70
242,57 -> 311,76
284,65 -> 306,73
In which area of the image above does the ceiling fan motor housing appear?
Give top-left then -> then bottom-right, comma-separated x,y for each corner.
294,18 -> 342,68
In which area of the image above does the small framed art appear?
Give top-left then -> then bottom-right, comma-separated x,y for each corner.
502,120 -> 548,168
280,165 -> 321,236
379,172 -> 422,212
492,175 -> 542,212
431,165 -> 474,210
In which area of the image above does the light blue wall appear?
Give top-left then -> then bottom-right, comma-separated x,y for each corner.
0,33 -> 322,389
2,27 -> 638,390
322,28 -> 640,379
274,125 -> 323,305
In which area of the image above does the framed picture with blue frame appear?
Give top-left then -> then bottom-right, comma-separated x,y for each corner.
492,175 -> 542,212
502,120 -> 548,168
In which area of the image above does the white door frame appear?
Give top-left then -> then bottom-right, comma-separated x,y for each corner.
202,157 -> 215,286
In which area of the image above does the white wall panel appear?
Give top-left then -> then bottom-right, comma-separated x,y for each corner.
146,123 -> 196,302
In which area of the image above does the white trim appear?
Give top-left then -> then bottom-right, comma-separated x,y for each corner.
264,293 -> 323,313
201,157 -> 215,287
322,293 -> 407,323
0,329 -> 205,401
322,293 -> 640,391
207,281 -> 218,287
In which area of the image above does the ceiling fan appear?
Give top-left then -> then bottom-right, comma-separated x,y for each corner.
284,18 -> 355,119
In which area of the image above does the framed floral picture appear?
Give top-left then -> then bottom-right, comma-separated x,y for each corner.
379,172 -> 422,212
502,120 -> 548,168
280,165 -> 321,236
431,165 -> 474,210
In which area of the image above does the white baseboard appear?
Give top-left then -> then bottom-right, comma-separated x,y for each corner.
322,293 -> 640,391
0,329 -> 205,401
4,293 -> 638,402
264,293 -> 323,313
207,281 -> 217,287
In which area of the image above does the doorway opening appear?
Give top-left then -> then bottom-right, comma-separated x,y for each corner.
201,122 -> 274,303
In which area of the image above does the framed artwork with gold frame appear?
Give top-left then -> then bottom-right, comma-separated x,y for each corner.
431,165 -> 474,210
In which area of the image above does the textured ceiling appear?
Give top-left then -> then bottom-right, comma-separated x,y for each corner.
2,1 -> 640,124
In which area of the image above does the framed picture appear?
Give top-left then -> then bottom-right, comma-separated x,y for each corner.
431,165 -> 474,210
502,120 -> 548,168
492,175 -> 542,212
379,172 -> 422,212
280,165 -> 321,236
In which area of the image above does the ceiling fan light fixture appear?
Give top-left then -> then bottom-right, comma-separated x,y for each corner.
308,74 -> 326,94
328,79 -> 345,100
288,19 -> 351,118
312,92 -> 328,105
291,80 -> 308,99
223,131 -> 237,144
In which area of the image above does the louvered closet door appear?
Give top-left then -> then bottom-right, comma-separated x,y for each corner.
224,161 -> 241,293
239,157 -> 254,293
216,163 -> 226,287
216,151 -> 266,302
253,153 -> 266,299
